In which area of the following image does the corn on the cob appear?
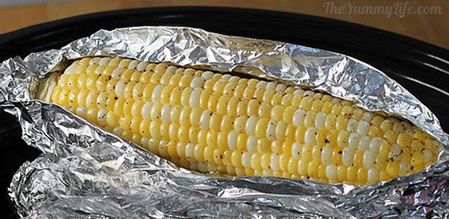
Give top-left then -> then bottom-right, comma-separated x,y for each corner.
37,57 -> 442,185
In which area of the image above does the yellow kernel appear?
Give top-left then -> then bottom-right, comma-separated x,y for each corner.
139,119 -> 151,137
189,127 -> 200,144
411,152 -> 425,166
217,95 -> 231,115
251,153 -> 262,170
337,166 -> 347,181
368,126 -> 382,137
397,133 -> 412,147
353,150 -> 364,167
271,105 -> 284,121
295,125 -> 306,144
386,162 -> 400,177
271,92 -> 283,105
384,130 -> 398,144
357,168 -> 367,183
255,118 -> 269,138
336,115 -> 347,130
347,166 -> 357,182
207,131 -> 218,148
321,102 -> 333,113
282,140 -> 293,155
149,121 -> 161,140
231,151 -> 243,167
237,134 -> 248,151
380,119 -> 393,131
207,93 -> 221,112
247,99 -> 260,116
297,159 -> 308,176
299,96 -> 313,110
282,106 -> 295,123
198,130 -> 208,147
261,153 -> 271,169
257,139 -> 271,153
307,161 -> 319,178
337,131 -> 349,148
271,140 -> 283,154
194,144 -> 205,162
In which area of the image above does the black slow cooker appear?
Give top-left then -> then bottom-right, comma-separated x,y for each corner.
1,7 -> 448,218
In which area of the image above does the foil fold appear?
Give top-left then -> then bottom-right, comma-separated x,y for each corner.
1,26 -> 449,218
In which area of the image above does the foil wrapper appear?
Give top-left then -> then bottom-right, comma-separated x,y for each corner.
1,26 -> 449,218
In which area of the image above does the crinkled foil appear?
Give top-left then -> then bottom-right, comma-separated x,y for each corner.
1,26 -> 449,218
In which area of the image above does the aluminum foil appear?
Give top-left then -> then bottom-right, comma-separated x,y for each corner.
1,26 -> 449,218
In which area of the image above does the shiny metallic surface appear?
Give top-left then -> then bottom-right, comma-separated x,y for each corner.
1,26 -> 448,218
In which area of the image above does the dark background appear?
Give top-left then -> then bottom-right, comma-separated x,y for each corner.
1,7 -> 449,218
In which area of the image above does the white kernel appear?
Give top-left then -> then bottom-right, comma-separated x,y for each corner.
185,143 -> 195,160
348,133 -> 361,148
369,137 -> 381,153
303,91 -> 314,97
321,145 -> 332,165
136,61 -> 149,71
245,116 -> 258,136
191,77 -> 205,88
202,71 -> 214,80
275,121 -> 287,140
200,111 -> 211,130
111,67 -> 125,78
367,168 -> 379,183
141,137 -> 149,147
242,152 -> 251,168
114,80 -> 126,97
293,109 -> 305,127
89,57 -> 101,65
276,84 -> 286,92
256,81 -> 267,88
96,92 -> 108,107
112,126 -> 123,136
315,112 -> 326,129
358,136 -> 371,151
262,169 -> 273,176
189,89 -> 202,107
270,154 -> 280,171
97,109 -> 107,127
347,119 -> 358,132
228,131 -> 237,150
128,60 -> 139,69
266,120 -> 276,140
166,66 -> 178,74
266,82 -> 276,90
64,63 -> 78,74
247,136 -> 257,152
326,164 -> 337,180
304,127 -> 318,145
342,147 -> 355,166
293,89 -> 304,96
151,84 -> 164,102
423,150 -> 433,163
363,151 -> 376,168
161,104 -> 171,122
399,162 -> 411,175
292,143 -> 302,157
76,108 -> 86,118
363,112 -> 373,121
99,57 -> 111,66
141,102 -> 152,120
389,144 -> 402,161
357,121 -> 370,136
